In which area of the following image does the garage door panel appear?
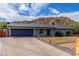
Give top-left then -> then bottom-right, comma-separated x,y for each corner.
11,29 -> 33,37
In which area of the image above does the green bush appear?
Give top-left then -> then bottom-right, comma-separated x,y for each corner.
70,23 -> 79,33
55,31 -> 64,36
0,22 -> 7,28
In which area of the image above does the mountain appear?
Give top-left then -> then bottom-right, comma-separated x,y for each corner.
31,17 -> 78,25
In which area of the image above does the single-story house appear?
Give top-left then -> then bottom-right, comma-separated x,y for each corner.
6,23 -> 74,37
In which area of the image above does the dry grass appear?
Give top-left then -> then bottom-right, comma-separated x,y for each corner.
38,37 -> 76,55
38,37 -> 76,44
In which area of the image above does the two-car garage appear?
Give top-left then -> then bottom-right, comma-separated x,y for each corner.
11,29 -> 33,37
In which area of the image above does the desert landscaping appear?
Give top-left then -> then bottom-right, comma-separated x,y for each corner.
38,37 -> 76,55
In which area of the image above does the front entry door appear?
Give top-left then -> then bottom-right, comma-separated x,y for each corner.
47,29 -> 50,36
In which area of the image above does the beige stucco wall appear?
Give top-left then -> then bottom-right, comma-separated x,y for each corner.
33,29 -> 48,37
33,29 -> 73,37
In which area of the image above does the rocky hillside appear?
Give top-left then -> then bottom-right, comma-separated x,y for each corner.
11,17 -> 78,25
31,17 -> 78,25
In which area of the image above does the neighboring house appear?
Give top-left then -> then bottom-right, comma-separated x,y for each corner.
0,27 -> 7,37
7,23 -> 73,37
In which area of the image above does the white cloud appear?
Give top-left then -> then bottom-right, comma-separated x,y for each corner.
28,3 -> 49,16
0,3 -> 49,22
0,3 -> 34,22
49,7 -> 60,14
0,4 -> 18,21
19,4 -> 30,11
4,3 -> 49,22
58,11 -> 79,22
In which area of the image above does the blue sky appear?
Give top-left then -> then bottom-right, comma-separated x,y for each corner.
0,3 -> 79,22
49,3 -> 79,12
8,3 -> 79,16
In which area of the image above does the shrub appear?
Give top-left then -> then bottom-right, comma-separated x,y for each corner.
70,23 -> 79,34
55,31 -> 64,36
0,22 -> 7,28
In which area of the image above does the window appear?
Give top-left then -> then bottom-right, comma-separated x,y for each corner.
66,31 -> 71,36
39,29 -> 43,34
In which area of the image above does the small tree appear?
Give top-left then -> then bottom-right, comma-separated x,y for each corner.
0,22 -> 7,28
70,23 -> 79,34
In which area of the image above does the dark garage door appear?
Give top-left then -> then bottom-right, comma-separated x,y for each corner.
11,29 -> 33,37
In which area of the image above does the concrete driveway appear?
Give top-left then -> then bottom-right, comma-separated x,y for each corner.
0,37 -> 71,56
